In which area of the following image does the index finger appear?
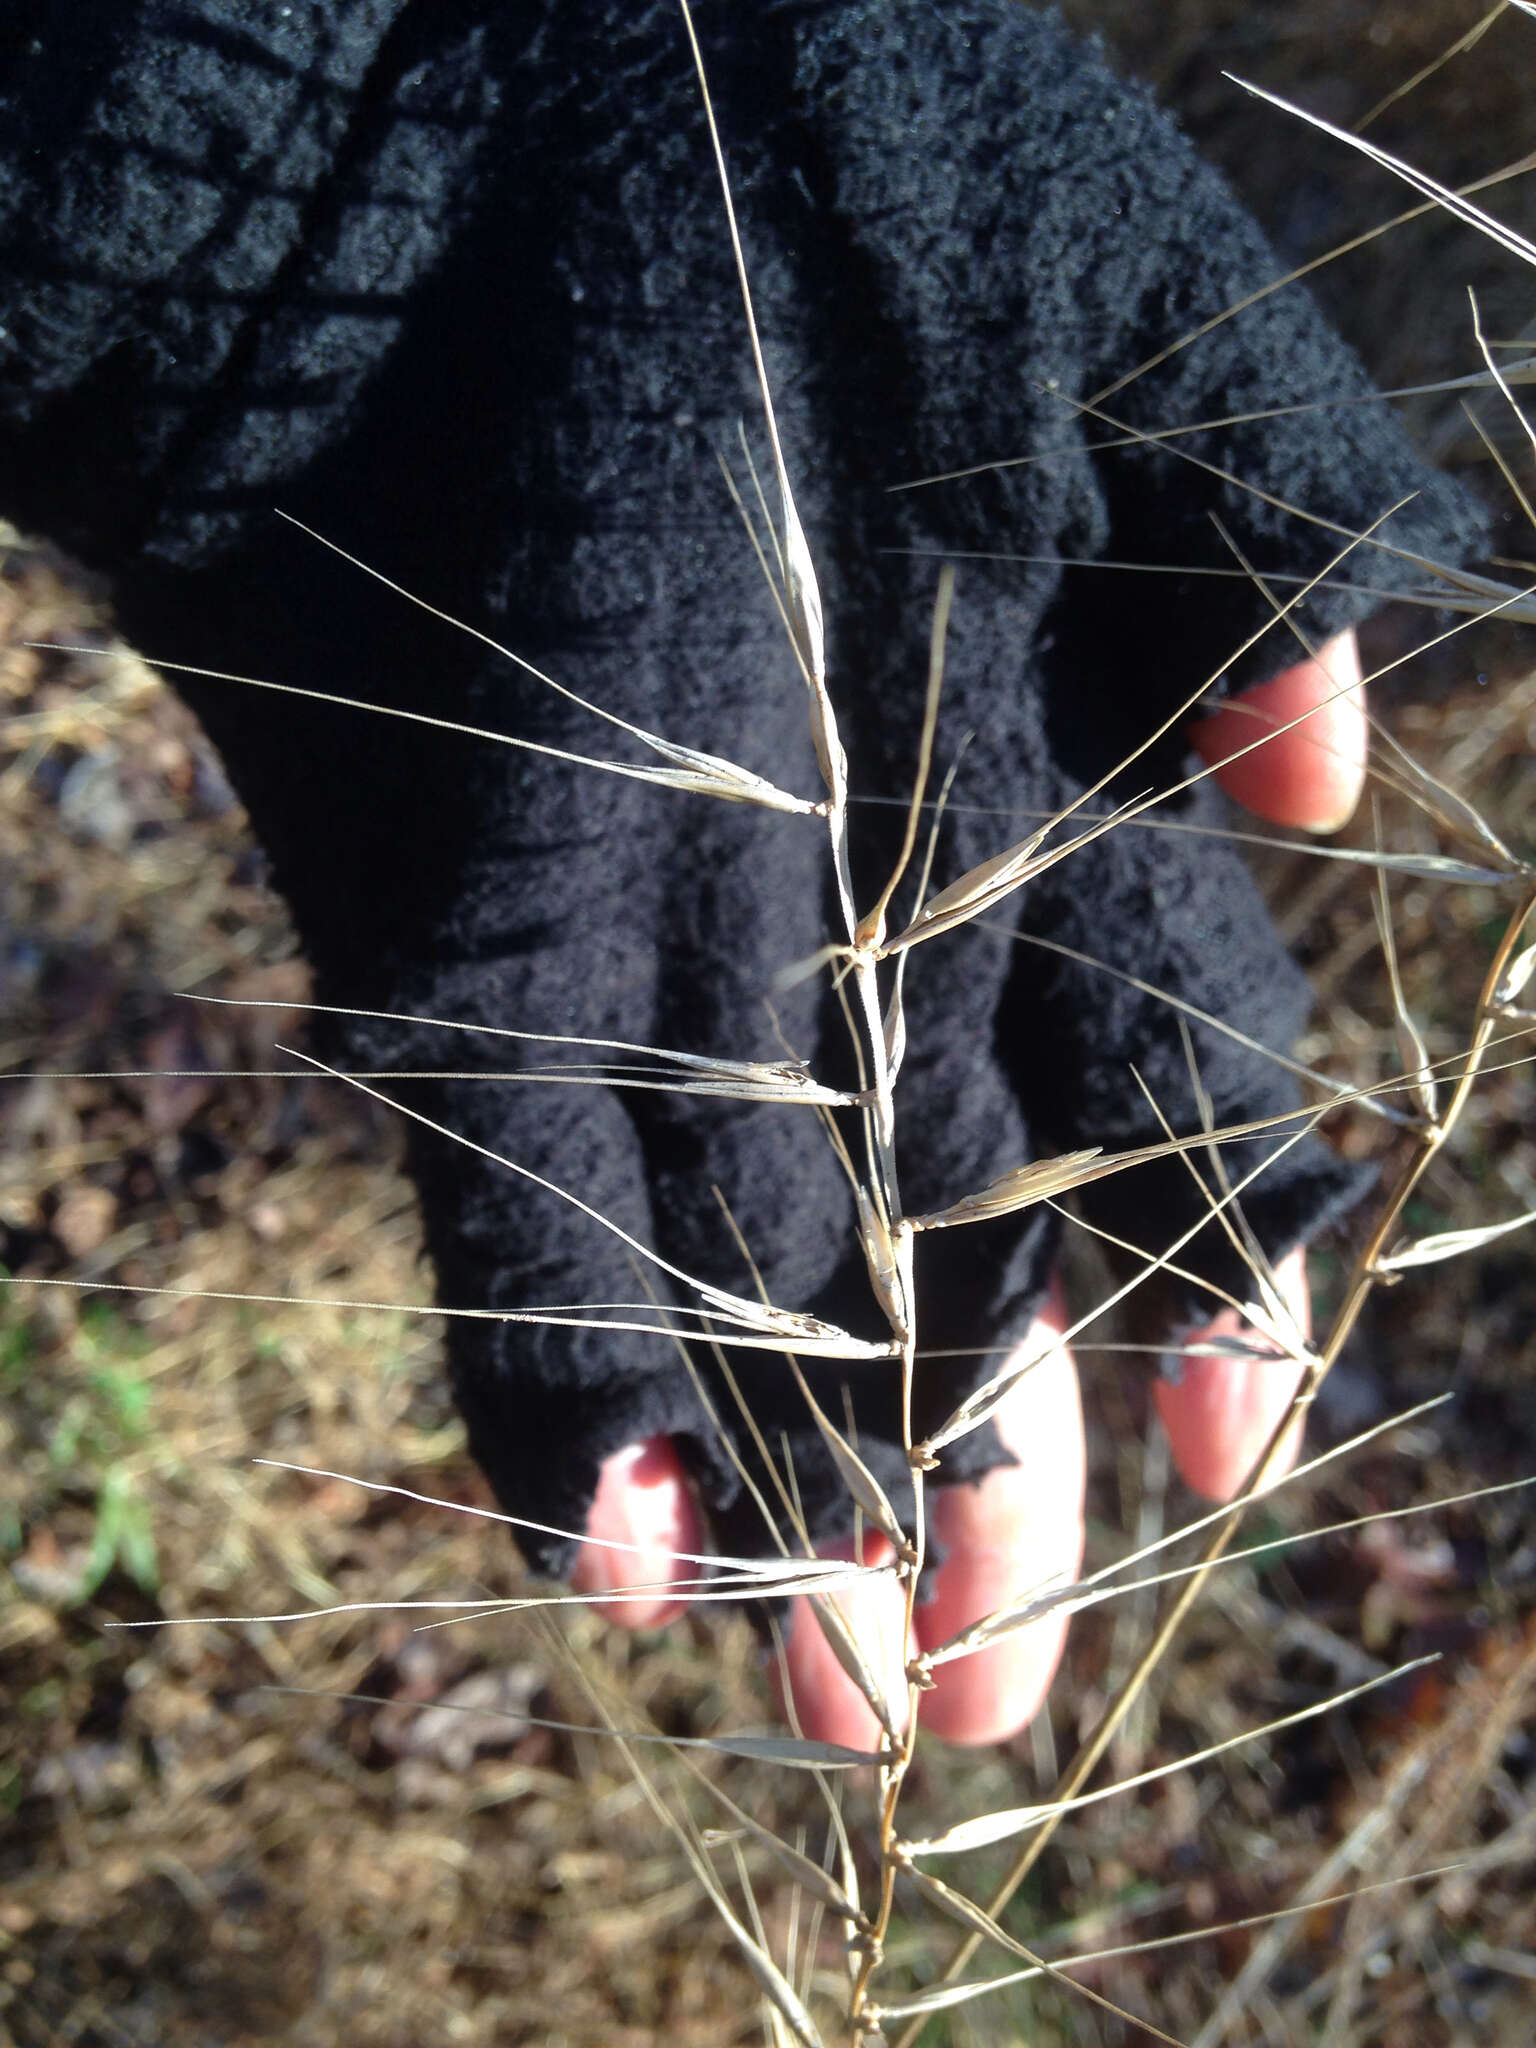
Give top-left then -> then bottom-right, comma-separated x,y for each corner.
1191,629 -> 1367,834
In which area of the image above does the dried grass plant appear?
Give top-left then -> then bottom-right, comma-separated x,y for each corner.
5,5 -> 1536,2045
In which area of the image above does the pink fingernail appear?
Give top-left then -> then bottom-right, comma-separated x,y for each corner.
571,1436 -> 697,1628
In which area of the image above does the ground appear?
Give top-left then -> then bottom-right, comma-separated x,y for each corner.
2,5 -> 1534,2044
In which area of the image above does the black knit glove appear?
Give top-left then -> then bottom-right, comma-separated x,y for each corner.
0,2 -> 1489,1572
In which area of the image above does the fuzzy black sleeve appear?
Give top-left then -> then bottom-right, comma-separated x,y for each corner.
0,2 -> 1491,1568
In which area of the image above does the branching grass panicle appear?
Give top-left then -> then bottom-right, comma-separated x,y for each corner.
4,6 -> 1535,2045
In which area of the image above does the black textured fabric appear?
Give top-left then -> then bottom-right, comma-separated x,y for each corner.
0,2 -> 1489,1571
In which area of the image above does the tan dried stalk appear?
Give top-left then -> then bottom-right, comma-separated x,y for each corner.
667,11 -> 1536,2040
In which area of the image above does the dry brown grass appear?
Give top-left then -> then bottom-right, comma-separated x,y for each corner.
3,5 -> 1536,2044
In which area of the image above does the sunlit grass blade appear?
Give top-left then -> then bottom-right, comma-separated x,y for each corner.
0,1267 -> 899,1357
70,644 -> 818,813
855,1185 -> 912,1341
879,821 -> 1051,948
242,1458 -> 845,1578
995,927 -> 1413,1128
256,1684 -> 878,1769
580,1707 -> 828,2046
677,0 -> 842,804
785,1349 -> 914,1561
897,1866 -> 1190,2048
854,783 -> 1524,886
1373,849 -> 1439,1124
859,565 -> 951,951
3,1062 -> 858,1103
279,1043 -> 890,1357
888,356 -> 1536,488
884,503 -> 1419,962
123,1562 -> 882,1625
803,1584 -> 905,1746
910,1083 -> 1352,1241
1379,1207 -> 1536,1270
1470,286 -> 1536,484
922,1109 -> 1329,1453
901,1658 -> 1437,1859
1494,931 -> 1536,1008
1368,716 -> 1525,868
869,1862 -> 1473,2025
1228,73 -> 1536,271
1355,1 -> 1506,131
908,1149 -> 1105,1229
692,1768 -> 870,1931
919,1469 -> 1536,1672
274,512 -> 826,814
182,991 -> 854,1104
885,544 -> 1536,625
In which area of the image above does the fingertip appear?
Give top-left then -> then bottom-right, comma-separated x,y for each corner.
1192,629 -> 1366,834
570,1434 -> 700,1628
915,1298 -> 1085,1746
775,1531 -> 911,1753
1153,1355 -> 1306,1502
1153,1248 -> 1312,1503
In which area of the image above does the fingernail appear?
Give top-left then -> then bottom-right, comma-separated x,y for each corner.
571,1436 -> 697,1628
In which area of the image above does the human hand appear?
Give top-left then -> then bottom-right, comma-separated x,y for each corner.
573,631 -> 1368,1749
0,4 -> 1480,1751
